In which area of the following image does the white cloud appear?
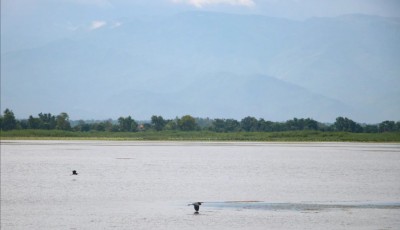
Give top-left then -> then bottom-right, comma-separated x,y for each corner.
90,20 -> 107,30
172,0 -> 255,8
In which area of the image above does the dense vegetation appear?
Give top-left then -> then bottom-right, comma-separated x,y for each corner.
1,109 -> 399,142
2,129 -> 400,142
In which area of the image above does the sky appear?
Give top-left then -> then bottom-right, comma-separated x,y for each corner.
3,0 -> 400,19
2,0 -> 400,53
1,0 -> 400,122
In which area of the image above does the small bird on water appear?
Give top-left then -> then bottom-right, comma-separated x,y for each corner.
72,170 -> 78,175
188,202 -> 202,213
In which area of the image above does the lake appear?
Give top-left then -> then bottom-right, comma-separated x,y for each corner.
1,141 -> 400,229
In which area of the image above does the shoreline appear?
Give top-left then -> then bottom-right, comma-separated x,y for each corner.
2,140 -> 400,146
1,130 -> 400,143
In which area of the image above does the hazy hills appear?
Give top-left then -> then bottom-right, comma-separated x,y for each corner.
2,12 -> 399,122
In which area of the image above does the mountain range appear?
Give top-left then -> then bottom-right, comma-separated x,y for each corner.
2,12 -> 399,122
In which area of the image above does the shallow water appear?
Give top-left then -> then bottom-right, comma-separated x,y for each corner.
1,141 -> 400,229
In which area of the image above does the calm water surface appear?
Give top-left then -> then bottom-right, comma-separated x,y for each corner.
1,141 -> 400,229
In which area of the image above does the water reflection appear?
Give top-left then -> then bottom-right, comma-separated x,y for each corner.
2,141 -> 400,230
205,201 -> 400,211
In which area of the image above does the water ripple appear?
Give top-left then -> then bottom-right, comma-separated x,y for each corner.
204,201 -> 400,211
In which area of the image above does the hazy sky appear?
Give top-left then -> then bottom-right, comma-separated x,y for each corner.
1,0 -> 399,122
3,0 -> 400,19
2,0 -> 399,52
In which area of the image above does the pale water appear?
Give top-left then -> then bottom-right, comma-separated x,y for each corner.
1,141 -> 400,229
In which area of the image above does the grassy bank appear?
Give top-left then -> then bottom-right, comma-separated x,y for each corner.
1,130 -> 400,142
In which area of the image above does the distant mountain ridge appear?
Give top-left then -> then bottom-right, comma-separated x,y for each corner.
2,12 -> 399,122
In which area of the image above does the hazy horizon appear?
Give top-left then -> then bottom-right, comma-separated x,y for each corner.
1,0 -> 400,123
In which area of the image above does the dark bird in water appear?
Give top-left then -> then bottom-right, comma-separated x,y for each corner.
188,202 -> 202,212
72,170 -> 78,175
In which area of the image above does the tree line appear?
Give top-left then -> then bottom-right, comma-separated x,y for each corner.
1,109 -> 399,133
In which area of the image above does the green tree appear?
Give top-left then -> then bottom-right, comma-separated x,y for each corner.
303,118 -> 319,130
38,113 -> 56,129
286,118 -> 300,130
75,120 -> 91,132
379,120 -> 396,132
284,118 -> 318,131
212,119 -> 226,132
240,116 -> 258,132
195,117 -> 213,129
334,117 -> 345,131
28,115 -> 42,129
164,119 -> 178,130
18,119 -> 28,129
225,119 -> 240,132
92,122 -> 106,131
102,119 -> 117,132
151,115 -> 166,131
257,119 -> 274,132
364,124 -> 378,133
56,112 -> 71,130
1,109 -> 17,131
178,115 -> 196,131
212,118 -> 241,132
118,116 -> 138,132
333,117 -> 362,132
